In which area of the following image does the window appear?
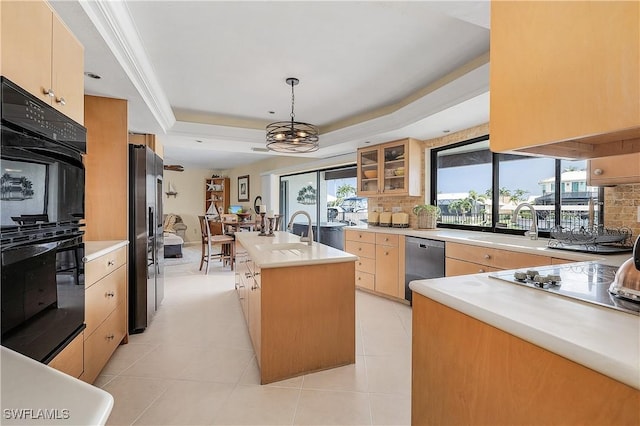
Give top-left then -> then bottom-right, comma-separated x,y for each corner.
431,136 -> 603,236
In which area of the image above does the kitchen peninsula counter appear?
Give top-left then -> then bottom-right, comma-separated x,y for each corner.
234,231 -> 356,384
410,272 -> 640,425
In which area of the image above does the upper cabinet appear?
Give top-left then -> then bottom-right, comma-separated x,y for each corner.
489,1 -> 640,159
357,138 -> 421,197
1,0 -> 84,124
587,153 -> 640,186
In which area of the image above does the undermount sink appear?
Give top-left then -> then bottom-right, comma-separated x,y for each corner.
465,234 -> 548,248
255,243 -> 311,252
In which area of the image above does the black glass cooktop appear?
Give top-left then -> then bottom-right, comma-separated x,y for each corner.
489,261 -> 639,316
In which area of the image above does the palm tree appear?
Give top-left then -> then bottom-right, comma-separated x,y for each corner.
334,183 -> 355,207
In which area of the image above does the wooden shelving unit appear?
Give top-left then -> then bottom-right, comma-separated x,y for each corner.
205,177 -> 230,215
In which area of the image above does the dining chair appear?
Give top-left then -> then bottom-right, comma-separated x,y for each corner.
198,215 -> 234,273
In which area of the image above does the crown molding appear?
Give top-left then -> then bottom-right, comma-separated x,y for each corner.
79,0 -> 175,132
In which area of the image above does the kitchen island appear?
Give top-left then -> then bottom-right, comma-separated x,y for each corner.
234,231 -> 357,384
410,271 -> 640,425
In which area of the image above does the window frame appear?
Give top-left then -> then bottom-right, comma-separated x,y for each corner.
430,134 -> 604,238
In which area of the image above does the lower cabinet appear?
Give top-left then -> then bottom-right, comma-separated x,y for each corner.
587,153 -> 640,186
344,229 -> 406,300
81,245 -> 128,384
47,331 -> 84,378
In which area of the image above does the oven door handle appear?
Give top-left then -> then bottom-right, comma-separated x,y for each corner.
1,241 -> 60,267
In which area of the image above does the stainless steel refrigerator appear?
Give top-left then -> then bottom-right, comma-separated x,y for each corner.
128,144 -> 164,333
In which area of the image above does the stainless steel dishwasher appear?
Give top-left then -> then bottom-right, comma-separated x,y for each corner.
405,236 -> 445,303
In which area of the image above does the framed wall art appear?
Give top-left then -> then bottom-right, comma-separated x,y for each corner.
238,175 -> 250,202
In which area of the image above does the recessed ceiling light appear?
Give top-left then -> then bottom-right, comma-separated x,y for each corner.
443,130 -> 450,133
268,111 -> 275,115
195,139 -> 203,143
364,141 -> 371,144
84,72 -> 101,79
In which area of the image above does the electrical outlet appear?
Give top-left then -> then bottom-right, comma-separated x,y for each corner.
392,206 -> 402,213
637,206 -> 640,223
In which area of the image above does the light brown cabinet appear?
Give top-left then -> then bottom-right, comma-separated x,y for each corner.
587,153 -> 640,186
81,246 -> 128,384
205,177 -> 230,215
412,295 -> 640,425
357,138 -> 421,197
445,241 -> 574,276
344,229 -> 406,300
47,331 -> 84,379
490,1 -> 640,159
84,96 -> 129,241
1,0 -> 84,124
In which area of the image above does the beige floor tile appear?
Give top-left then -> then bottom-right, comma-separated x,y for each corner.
293,389 -> 371,425
238,356 -> 304,389
302,356 -> 368,392
365,354 -> 411,396
103,376 -> 170,426
369,393 -> 411,425
360,328 -> 411,357
211,384 -> 300,425
101,343 -> 158,376
119,344 -> 205,379
133,380 -> 234,425
94,374 -> 116,388
179,346 -> 255,383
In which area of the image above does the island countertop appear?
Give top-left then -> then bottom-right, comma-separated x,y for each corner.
235,231 -> 357,268
410,272 -> 640,390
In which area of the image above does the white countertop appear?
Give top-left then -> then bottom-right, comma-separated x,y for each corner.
235,231 -> 357,268
0,347 -> 113,425
83,240 -> 129,263
410,272 -> 640,390
346,225 -> 631,265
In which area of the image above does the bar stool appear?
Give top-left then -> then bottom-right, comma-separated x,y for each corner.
198,216 -> 234,274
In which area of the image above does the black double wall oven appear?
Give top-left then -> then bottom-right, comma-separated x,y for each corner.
0,77 -> 87,363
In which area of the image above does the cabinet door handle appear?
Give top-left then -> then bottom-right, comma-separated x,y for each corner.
358,247 -> 362,251
106,334 -> 115,340
254,272 -> 260,276
385,251 -> 389,256
43,88 -> 55,97
245,272 -> 251,278
105,291 -> 115,298
107,260 -> 115,267
484,254 -> 491,260
479,269 -> 485,273
55,96 -> 66,106
593,168 -> 603,176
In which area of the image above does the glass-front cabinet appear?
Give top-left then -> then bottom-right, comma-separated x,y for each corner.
357,138 -> 420,197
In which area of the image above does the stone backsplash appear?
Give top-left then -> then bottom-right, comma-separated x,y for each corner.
604,184 -> 640,241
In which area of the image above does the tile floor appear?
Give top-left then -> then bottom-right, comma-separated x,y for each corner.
97,245 -> 412,425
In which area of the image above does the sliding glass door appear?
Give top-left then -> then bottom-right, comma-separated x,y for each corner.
279,165 -> 362,250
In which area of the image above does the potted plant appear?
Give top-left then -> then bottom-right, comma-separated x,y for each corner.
412,204 -> 440,229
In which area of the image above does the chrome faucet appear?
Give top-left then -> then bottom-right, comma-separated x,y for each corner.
511,202 -> 538,240
287,210 -> 314,246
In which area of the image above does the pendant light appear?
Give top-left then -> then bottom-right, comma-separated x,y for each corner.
266,77 -> 319,153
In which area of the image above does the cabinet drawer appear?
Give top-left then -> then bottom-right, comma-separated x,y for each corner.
345,241 -> 376,259
85,265 -> 126,337
82,302 -> 126,384
345,229 -> 376,244
48,331 -> 84,378
446,258 -> 500,277
447,242 -> 497,266
85,246 -> 127,287
375,233 -> 399,247
446,242 -> 551,270
355,257 -> 376,274
356,271 -> 375,291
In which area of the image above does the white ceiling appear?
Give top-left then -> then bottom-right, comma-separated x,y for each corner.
50,1 -> 491,170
